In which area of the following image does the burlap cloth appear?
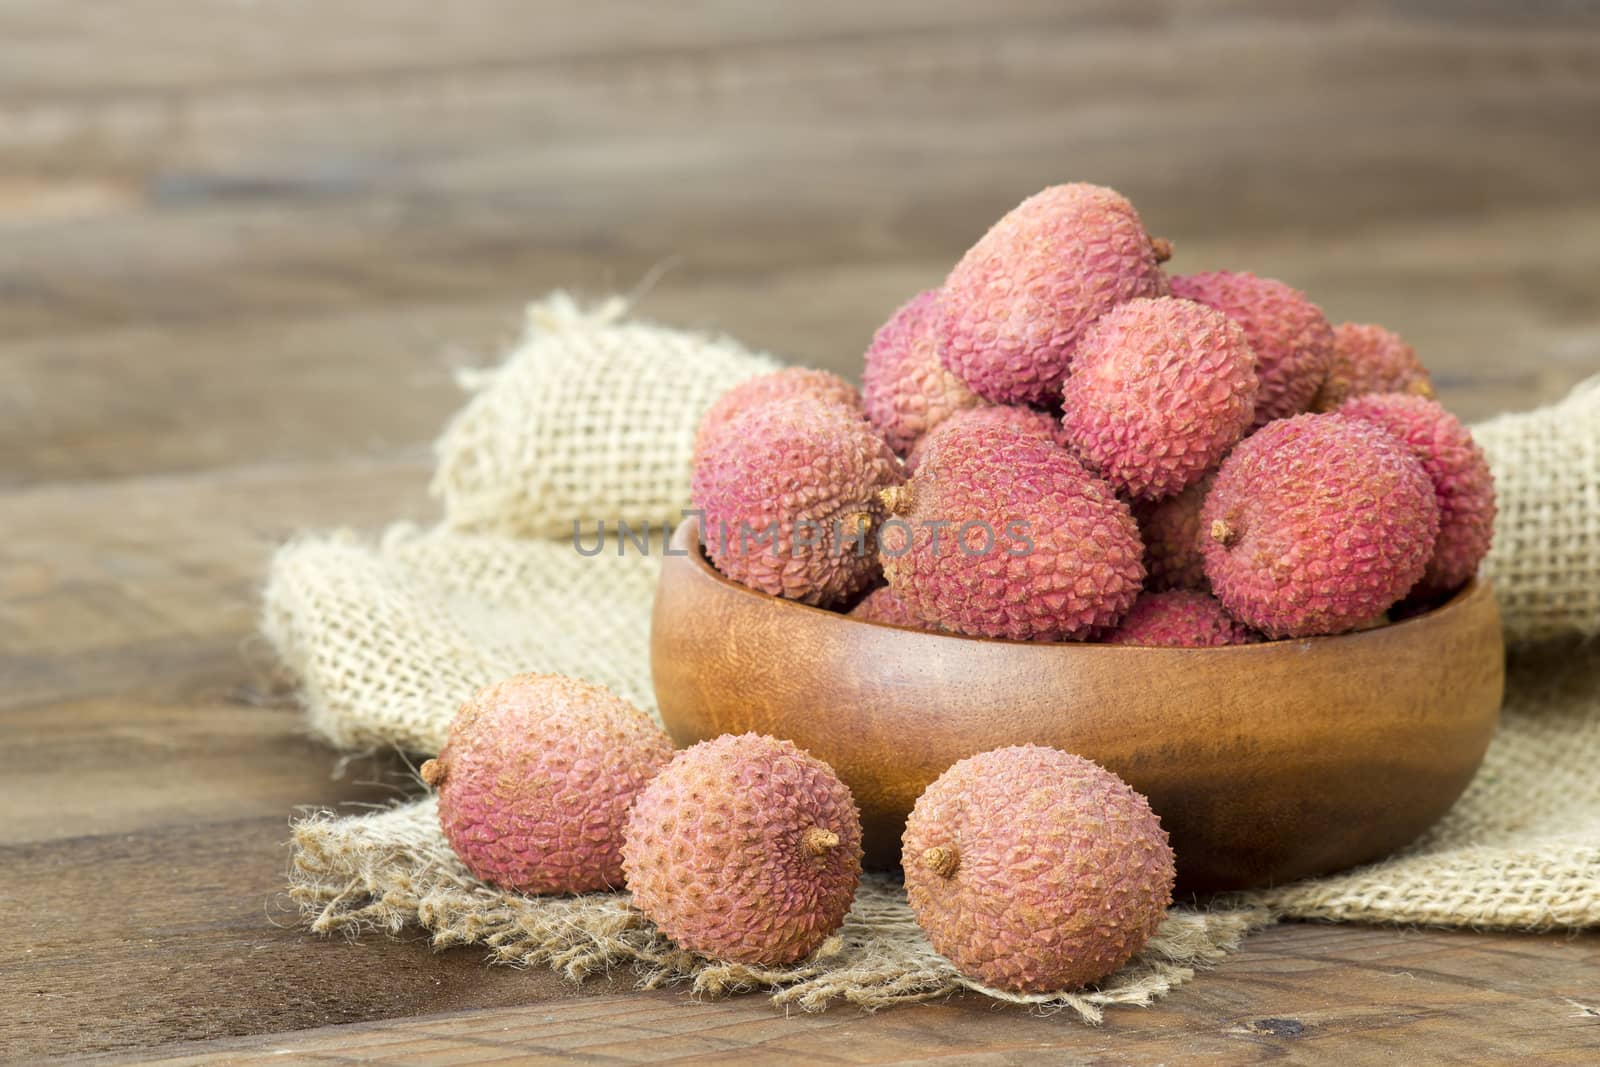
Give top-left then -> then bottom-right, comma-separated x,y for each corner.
267,295 -> 1600,1018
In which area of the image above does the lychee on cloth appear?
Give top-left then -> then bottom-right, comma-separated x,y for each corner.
268,296 -> 1600,1018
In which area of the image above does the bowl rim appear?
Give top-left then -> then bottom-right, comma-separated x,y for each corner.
666,517 -> 1494,652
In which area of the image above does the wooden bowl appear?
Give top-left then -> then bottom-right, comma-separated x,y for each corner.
650,520 -> 1503,891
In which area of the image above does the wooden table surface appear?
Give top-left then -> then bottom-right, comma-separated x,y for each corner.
5,2 -> 1600,1063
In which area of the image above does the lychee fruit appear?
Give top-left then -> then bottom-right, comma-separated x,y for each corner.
936,184 -> 1170,406
1169,271 -> 1334,429
1313,322 -> 1434,411
1099,590 -> 1260,647
693,367 -> 863,462
862,289 -> 985,454
1133,474 -> 1214,593
903,403 -> 1072,475
1201,413 -> 1440,638
903,745 -> 1175,993
1059,297 -> 1258,500
1338,393 -> 1496,597
847,586 -> 933,630
879,424 -> 1144,641
419,673 -> 675,895
621,733 -> 863,966
692,396 -> 903,606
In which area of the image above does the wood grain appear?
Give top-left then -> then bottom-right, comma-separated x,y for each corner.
4,0 -> 1600,1060
84,925 -> 1600,1065
5,2 -> 1600,486
653,521 -> 1504,886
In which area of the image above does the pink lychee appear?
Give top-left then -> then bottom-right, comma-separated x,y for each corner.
848,586 -> 933,630
1133,474 -> 1214,593
1099,590 -> 1260,647
903,403 -> 1073,475
694,367 -> 863,463
420,673 -> 675,894
1314,322 -> 1434,411
862,289 -> 985,454
622,733 -> 863,966
1338,393 -> 1495,598
880,424 -> 1145,641
692,397 -> 903,606
936,184 -> 1169,406
1059,296 -> 1258,500
1169,271 -> 1334,429
1201,413 -> 1440,638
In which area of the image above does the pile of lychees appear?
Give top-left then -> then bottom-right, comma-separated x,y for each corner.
414,183 -> 1503,999
693,182 -> 1497,644
423,672 -> 1175,993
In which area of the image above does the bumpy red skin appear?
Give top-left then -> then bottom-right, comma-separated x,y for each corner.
863,289 -> 985,454
936,184 -> 1169,406
881,426 -> 1145,641
1060,297 -> 1258,500
426,674 -> 675,895
903,745 -> 1174,993
692,398 -> 903,606
903,403 -> 1073,475
1313,322 -> 1434,411
848,586 -> 933,630
1133,474 -> 1213,593
693,367 -> 863,463
1100,590 -> 1260,647
1201,414 -> 1440,638
1169,271 -> 1334,430
1338,394 -> 1496,597
621,733 -> 863,966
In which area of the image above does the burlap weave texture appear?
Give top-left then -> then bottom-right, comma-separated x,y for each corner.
267,297 -> 1600,1013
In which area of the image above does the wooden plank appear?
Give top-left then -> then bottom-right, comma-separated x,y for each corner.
82,925 -> 1600,1065
0,438 -> 1593,1062
3,207 -> 1597,487
0,0 -> 1097,95
4,6 -> 1599,484
1,815 -> 618,1060
0,461 -> 602,1059
0,458 -> 431,712
5,1 -> 1600,1060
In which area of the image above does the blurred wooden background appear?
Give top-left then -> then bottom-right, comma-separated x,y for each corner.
3,1 -> 1599,1061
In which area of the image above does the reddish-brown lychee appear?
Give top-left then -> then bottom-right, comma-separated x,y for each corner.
1169,271 -> 1334,429
847,586 -> 933,630
1132,474 -> 1214,593
862,289 -> 985,454
903,745 -> 1174,993
1059,296 -> 1258,500
692,397 -> 903,606
1099,590 -> 1261,647
1201,413 -> 1440,638
936,184 -> 1170,406
621,733 -> 863,966
902,403 -> 1073,475
420,673 -> 675,895
1313,322 -> 1434,411
1338,393 -> 1495,597
879,424 -> 1144,641
693,367 -> 863,462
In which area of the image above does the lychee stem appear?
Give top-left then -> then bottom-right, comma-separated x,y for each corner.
922,845 -> 959,879
419,758 -> 444,787
839,511 -> 874,541
803,827 -> 841,856
878,485 -> 912,516
1151,236 -> 1174,263
1210,519 -> 1238,547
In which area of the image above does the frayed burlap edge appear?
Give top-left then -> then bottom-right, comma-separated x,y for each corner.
267,295 -> 1600,1016
290,798 -> 1271,1021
